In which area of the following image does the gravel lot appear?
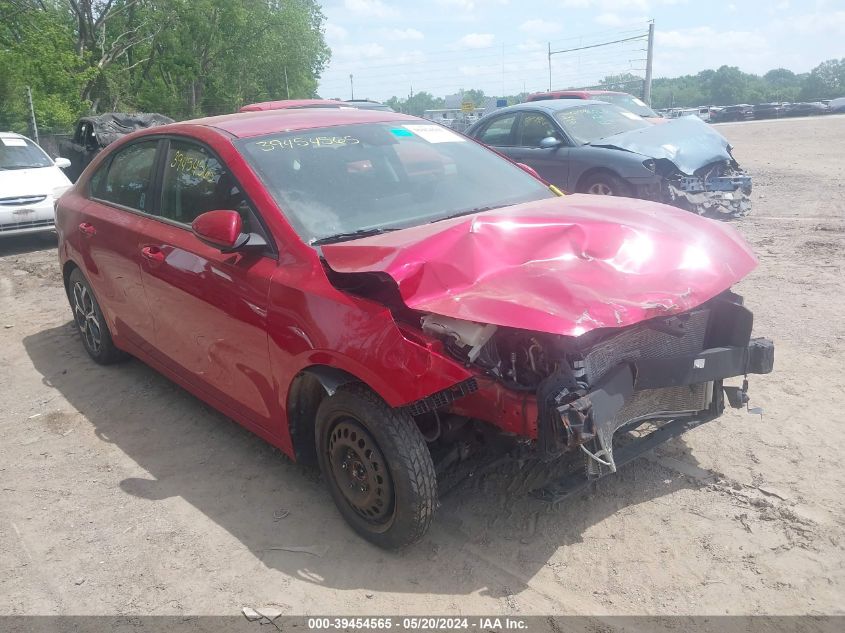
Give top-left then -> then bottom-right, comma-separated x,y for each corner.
1,115 -> 843,619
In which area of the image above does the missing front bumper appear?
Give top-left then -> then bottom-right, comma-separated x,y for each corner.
532,336 -> 774,500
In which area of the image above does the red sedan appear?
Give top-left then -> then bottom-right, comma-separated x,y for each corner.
56,106 -> 773,548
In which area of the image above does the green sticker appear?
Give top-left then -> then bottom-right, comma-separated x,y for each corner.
391,128 -> 413,137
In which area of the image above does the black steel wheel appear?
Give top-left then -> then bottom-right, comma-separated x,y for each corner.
316,386 -> 436,549
328,418 -> 395,523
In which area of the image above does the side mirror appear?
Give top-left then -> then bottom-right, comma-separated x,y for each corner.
191,210 -> 246,251
539,136 -> 562,149
54,157 -> 72,169
516,162 -> 542,180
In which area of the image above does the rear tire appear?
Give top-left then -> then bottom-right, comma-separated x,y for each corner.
315,385 -> 436,549
68,268 -> 127,365
580,171 -> 632,197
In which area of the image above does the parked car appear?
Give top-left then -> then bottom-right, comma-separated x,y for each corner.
344,99 -> 394,112
59,113 -> 173,182
784,102 -> 829,117
752,102 -> 787,120
56,107 -> 773,547
526,90 -> 662,119
466,100 -> 752,217
0,132 -> 72,237
710,104 -> 753,122
829,97 -> 845,113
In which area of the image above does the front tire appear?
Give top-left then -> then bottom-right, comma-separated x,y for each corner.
315,386 -> 436,549
580,171 -> 632,197
68,268 -> 126,365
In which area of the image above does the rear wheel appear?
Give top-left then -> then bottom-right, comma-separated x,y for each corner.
580,171 -> 632,197
68,268 -> 126,365
315,386 -> 436,549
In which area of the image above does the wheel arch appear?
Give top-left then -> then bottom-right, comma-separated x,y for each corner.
285,365 -> 365,465
62,259 -> 80,298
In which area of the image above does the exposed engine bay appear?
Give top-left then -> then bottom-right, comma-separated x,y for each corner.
420,291 -> 774,496
661,159 -> 752,218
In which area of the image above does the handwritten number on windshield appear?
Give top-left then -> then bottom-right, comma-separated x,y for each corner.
255,136 -> 360,151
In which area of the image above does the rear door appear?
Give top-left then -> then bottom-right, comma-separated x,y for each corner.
505,111 -> 570,188
136,137 -> 278,430
75,139 -> 161,350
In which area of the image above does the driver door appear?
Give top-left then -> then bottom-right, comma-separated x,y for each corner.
136,137 -> 279,431
505,112 -> 570,189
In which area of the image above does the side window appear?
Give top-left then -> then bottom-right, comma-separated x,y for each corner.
519,113 -> 559,148
477,114 -> 518,146
92,141 -> 158,212
159,140 -> 256,234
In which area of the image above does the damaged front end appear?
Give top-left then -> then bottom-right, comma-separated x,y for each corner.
419,291 -> 773,500
662,159 -> 752,219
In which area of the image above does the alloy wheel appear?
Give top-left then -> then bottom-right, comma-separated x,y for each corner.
72,281 -> 102,355
588,182 -> 614,195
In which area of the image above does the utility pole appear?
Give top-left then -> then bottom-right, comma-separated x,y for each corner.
349,74 -> 354,100
643,20 -> 655,105
547,42 -> 552,91
26,86 -> 38,145
284,67 -> 290,99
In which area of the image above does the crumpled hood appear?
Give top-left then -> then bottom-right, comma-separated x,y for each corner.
0,166 -> 71,197
322,195 -> 757,337
589,116 -> 734,175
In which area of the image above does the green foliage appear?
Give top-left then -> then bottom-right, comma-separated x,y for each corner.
0,0 -> 330,133
648,61 -> 844,108
385,92 -> 445,116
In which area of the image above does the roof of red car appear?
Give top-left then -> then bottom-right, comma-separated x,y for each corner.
239,99 -> 344,112
181,108 -> 418,139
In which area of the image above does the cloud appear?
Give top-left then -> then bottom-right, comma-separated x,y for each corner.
519,19 -> 562,35
595,12 -> 623,26
561,0 -> 683,10
656,26 -> 767,52
382,28 -> 424,41
324,23 -> 348,43
334,42 -> 387,61
436,0 -> 510,10
343,0 -> 398,19
454,33 -> 495,49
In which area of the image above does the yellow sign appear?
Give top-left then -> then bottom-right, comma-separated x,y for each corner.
461,101 -> 475,113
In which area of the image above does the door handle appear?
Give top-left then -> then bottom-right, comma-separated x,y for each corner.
78,222 -> 96,236
141,246 -> 166,264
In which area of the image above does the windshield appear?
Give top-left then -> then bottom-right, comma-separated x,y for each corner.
554,104 -> 649,145
237,122 -> 554,245
592,93 -> 659,117
0,137 -> 53,170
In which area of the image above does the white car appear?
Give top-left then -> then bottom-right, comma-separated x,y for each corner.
1,132 -> 72,237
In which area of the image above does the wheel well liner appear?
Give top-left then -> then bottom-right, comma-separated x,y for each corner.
286,366 -> 360,464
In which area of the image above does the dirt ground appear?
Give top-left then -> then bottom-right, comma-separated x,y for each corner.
1,115 -> 843,618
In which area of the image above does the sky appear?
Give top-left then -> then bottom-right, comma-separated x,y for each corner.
316,0 -> 845,101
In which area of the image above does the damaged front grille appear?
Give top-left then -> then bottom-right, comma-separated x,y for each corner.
664,161 -> 752,218
405,378 -> 478,417
580,309 -> 710,383
608,382 -> 710,429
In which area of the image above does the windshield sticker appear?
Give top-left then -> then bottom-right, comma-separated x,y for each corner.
170,150 -> 217,182
620,111 -> 641,120
402,125 -> 466,143
390,128 -> 413,137
255,136 -> 360,151
1,138 -> 27,147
